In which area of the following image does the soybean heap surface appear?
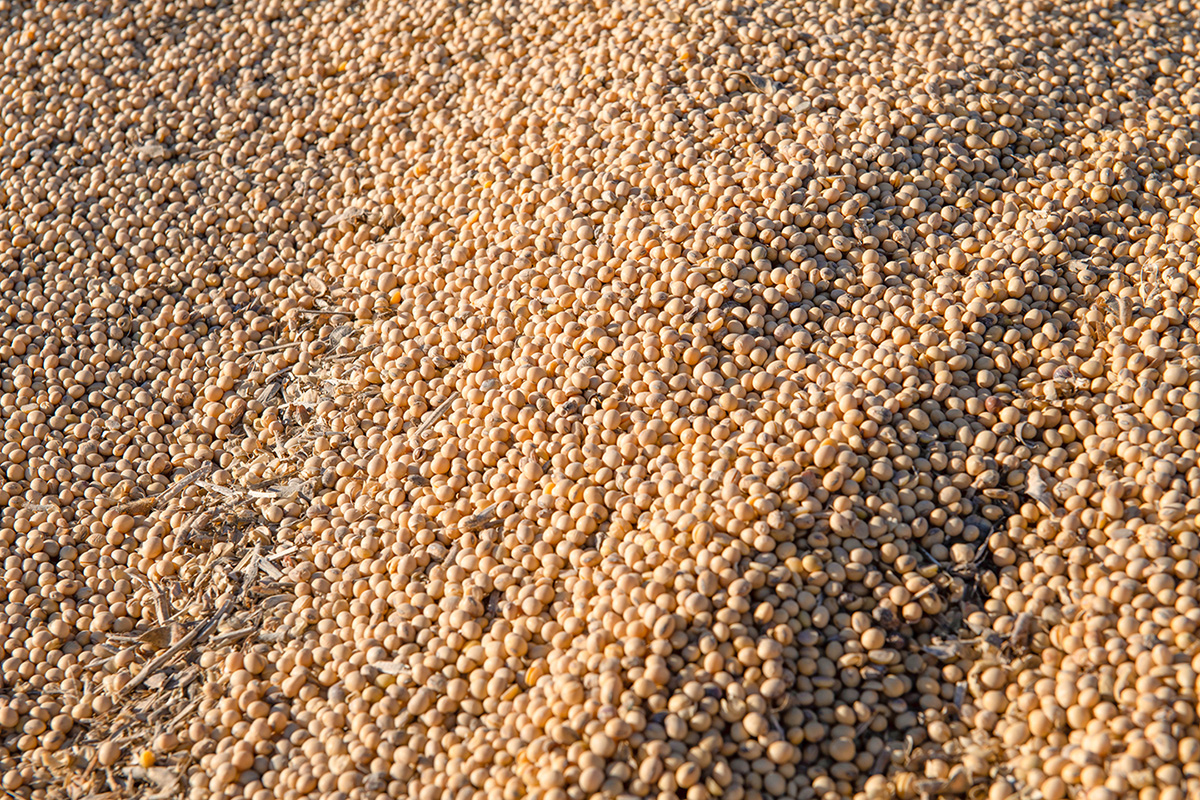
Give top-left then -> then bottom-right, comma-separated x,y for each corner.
0,0 -> 1199,799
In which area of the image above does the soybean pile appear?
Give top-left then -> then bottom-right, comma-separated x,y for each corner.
2,0 -> 1200,798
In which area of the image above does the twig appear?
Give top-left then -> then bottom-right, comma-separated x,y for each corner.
152,585 -> 172,626
120,549 -> 260,697
264,545 -> 300,562
916,545 -> 944,568
242,543 -> 263,590
243,341 -> 299,355
257,381 -> 283,406
328,345 -> 372,361
163,697 -> 202,732
459,503 -> 499,533
369,660 -> 411,675
256,558 -> 285,582
290,307 -> 341,316
911,582 -> 941,602
158,463 -> 214,504
411,391 -> 458,441
209,627 -> 255,647
197,480 -> 240,499
118,603 -> 229,697
129,765 -> 181,800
